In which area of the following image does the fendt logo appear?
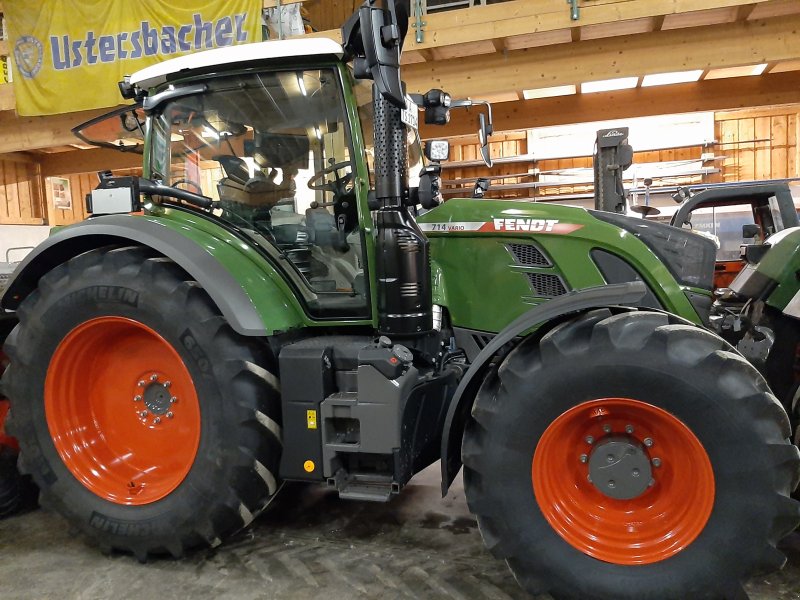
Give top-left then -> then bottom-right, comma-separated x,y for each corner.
492,218 -> 559,232
490,219 -> 584,234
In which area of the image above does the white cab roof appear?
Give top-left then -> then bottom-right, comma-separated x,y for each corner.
130,38 -> 344,90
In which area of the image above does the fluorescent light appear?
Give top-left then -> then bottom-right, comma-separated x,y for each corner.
523,85 -> 577,100
581,77 -> 639,93
297,74 -> 307,96
201,126 -> 219,140
641,70 -> 703,87
314,126 -> 322,140
705,63 -> 768,79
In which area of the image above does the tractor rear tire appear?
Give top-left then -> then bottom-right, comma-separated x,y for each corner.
0,447 -> 21,518
463,309 -> 800,600
1,246 -> 282,559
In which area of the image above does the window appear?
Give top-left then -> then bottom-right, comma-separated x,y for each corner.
152,68 -> 368,318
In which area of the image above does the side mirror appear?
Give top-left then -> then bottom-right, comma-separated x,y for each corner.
425,140 -> 450,162
451,98 -> 494,168
479,113 -> 493,168
742,224 -> 760,239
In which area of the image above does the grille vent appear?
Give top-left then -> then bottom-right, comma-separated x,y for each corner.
508,243 -> 551,267
526,272 -> 567,298
471,333 -> 495,350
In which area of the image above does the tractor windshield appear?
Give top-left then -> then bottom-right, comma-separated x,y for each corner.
150,67 -> 370,318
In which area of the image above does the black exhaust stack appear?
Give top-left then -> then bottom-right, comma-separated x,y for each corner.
343,1 -> 433,337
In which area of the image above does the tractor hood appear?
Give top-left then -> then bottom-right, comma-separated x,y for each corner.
416,198 -> 595,236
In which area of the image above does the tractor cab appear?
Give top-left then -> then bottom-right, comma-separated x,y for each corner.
669,182 -> 799,288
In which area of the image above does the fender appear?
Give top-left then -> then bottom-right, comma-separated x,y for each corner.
440,282 -> 647,495
1,215 -> 303,336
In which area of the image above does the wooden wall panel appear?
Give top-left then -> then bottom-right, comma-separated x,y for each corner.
0,159 -> 44,225
715,107 -> 800,182
303,0 -> 361,33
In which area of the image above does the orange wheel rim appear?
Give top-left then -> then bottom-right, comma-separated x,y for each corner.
45,317 -> 201,505
532,398 -> 715,565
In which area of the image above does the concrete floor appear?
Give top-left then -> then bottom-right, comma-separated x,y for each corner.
1,464 -> 799,600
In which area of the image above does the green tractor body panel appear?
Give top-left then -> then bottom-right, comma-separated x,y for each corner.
750,228 -> 800,314
144,209 -> 309,334
419,198 -> 704,332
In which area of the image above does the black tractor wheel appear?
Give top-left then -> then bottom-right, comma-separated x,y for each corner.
0,446 -> 21,518
463,309 -> 800,600
1,246 -> 282,559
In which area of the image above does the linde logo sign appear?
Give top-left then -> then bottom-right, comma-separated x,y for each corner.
44,13 -> 249,74
602,130 -> 625,138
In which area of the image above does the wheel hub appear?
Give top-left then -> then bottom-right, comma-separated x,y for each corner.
142,379 -> 173,416
588,435 -> 653,500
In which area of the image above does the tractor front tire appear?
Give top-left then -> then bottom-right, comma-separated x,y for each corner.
2,246 -> 282,559
463,309 -> 800,600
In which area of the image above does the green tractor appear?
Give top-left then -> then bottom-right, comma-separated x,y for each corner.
1,2 -> 799,598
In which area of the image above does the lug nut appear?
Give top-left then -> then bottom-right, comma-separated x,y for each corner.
579,454 -> 588,464
625,424 -> 634,434
140,410 -> 148,417
134,395 -> 142,402
644,438 -> 654,448
167,412 -> 174,419
170,396 -> 177,404
150,374 -> 158,382
138,380 -> 146,387
164,381 -> 171,388
648,478 -> 656,487
652,458 -> 662,468
153,417 -> 161,424
585,436 -> 594,445
603,424 -> 612,434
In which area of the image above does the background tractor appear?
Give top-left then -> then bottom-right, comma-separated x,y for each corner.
1,2 -> 799,599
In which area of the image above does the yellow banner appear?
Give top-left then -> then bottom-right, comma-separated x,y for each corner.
6,0 -> 262,116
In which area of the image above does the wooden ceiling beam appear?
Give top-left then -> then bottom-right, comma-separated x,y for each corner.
404,15 -> 800,98
0,107 -> 120,154
403,0 -> 773,51
420,71 -> 800,138
39,147 -> 143,177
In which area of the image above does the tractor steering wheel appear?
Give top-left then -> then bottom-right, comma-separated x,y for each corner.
307,160 -> 353,195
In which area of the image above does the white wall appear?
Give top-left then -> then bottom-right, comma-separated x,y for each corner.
0,225 -> 50,263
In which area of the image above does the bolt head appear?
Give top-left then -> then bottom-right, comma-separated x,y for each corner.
164,381 -> 171,388
140,410 -> 148,417
648,478 -> 655,487
585,436 -> 594,445
150,374 -> 158,382
153,417 -> 161,424
632,468 -> 640,477
625,425 -> 634,434
134,395 -> 142,402
579,454 -> 588,464
137,380 -> 146,387
606,454 -> 615,463
608,480 -> 616,489
644,438 -> 654,447
602,424 -> 612,434
170,396 -> 177,404
167,412 -> 174,419
652,458 -> 662,468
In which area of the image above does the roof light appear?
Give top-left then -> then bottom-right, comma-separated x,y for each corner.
523,85 -> 577,100
641,70 -> 704,87
705,63 -> 768,79
581,77 -> 639,94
